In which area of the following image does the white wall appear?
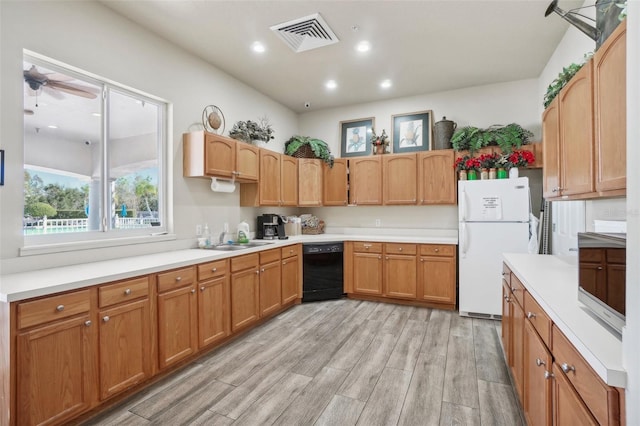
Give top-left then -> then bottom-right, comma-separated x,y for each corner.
623,3 -> 639,424
0,1 -> 298,273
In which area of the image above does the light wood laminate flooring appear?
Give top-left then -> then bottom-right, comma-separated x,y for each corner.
84,299 -> 524,426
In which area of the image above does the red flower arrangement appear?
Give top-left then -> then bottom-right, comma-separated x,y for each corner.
506,150 -> 535,168
477,152 -> 502,169
454,155 -> 481,172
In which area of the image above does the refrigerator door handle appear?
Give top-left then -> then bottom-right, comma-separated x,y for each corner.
460,221 -> 467,257
460,187 -> 467,221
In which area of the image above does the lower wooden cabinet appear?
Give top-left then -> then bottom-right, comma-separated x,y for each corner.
231,255 -> 260,332
524,320 -> 552,426
551,362 -> 598,426
349,241 -> 456,308
157,281 -> 198,369
259,252 -> 282,317
512,291 -> 525,401
198,275 -> 229,348
99,299 -> 151,399
281,247 -> 300,304
17,314 -> 96,426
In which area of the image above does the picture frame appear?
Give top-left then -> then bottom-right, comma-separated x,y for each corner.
0,149 -> 4,186
391,110 -> 433,153
340,117 -> 374,157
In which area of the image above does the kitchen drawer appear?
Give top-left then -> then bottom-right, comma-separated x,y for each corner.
607,248 -> 625,264
281,245 -> 298,259
552,325 -> 620,426
581,248 -> 604,263
420,244 -> 454,257
524,291 -> 552,348
99,276 -> 149,308
260,248 -> 281,265
510,274 -> 525,308
231,253 -> 259,273
18,289 -> 91,329
352,242 -> 383,253
198,259 -> 228,282
385,243 -> 417,255
157,266 -> 196,293
502,263 -> 512,287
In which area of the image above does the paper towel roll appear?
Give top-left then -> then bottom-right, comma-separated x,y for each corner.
210,177 -> 236,193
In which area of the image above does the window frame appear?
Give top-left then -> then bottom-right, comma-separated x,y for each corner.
21,51 -> 173,256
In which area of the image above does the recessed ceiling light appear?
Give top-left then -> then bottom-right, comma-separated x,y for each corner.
325,80 -> 337,90
252,41 -> 266,53
92,112 -> 101,117
356,41 -> 371,53
47,125 -> 58,129
380,79 -> 392,89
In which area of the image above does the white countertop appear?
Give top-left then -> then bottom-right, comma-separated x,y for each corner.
0,230 -> 458,303
503,253 -> 626,388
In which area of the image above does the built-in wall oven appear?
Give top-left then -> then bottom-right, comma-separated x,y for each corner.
578,232 -> 626,335
302,242 -> 344,302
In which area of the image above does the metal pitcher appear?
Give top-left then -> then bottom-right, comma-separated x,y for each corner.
434,116 -> 457,150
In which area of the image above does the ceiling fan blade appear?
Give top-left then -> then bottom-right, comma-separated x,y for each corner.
42,86 -> 65,100
46,80 -> 98,99
45,72 -> 73,82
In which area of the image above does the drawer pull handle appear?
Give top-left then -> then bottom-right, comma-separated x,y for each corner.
596,266 -> 603,270
398,247 -> 403,252
545,371 -> 554,380
364,244 -> 371,249
85,320 -> 92,327
176,276 -> 182,282
212,267 -> 217,272
103,316 -> 110,322
434,248 -> 439,253
124,288 -> 131,295
561,363 -> 575,373
56,305 -> 65,312
536,358 -> 545,367
526,312 -> 536,319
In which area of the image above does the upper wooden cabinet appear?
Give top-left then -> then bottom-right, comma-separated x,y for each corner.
298,158 -> 323,206
543,21 -> 626,201
183,131 -> 258,182
594,20 -> 626,194
349,156 -> 382,205
418,150 -> 456,205
383,154 -> 417,205
240,151 -> 297,206
323,159 -> 348,206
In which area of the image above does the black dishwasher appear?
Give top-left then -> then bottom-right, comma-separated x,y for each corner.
302,242 -> 344,302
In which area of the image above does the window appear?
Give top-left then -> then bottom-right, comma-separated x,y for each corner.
23,53 -> 169,248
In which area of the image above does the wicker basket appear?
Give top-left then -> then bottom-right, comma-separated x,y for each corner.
302,220 -> 325,235
290,144 -> 316,159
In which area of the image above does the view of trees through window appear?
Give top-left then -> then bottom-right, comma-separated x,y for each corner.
23,55 -> 165,238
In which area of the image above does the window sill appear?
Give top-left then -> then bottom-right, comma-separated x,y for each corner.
20,233 -> 176,257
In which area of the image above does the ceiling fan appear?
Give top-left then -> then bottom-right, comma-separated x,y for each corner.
23,65 -> 98,100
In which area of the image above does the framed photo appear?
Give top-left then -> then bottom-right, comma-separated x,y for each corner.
0,149 -> 4,186
391,110 -> 433,153
340,117 -> 374,157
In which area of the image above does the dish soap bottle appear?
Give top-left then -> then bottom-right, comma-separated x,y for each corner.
203,223 -> 211,248
237,220 -> 250,244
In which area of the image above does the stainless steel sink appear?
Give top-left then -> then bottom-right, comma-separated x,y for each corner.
235,241 -> 274,247
207,241 -> 274,251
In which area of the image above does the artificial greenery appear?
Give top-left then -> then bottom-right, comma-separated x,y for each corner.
451,123 -> 533,154
228,116 -> 274,143
543,52 -> 593,109
284,135 -> 334,167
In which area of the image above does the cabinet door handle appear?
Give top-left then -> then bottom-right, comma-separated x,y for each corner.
420,258 -> 425,262
283,261 -> 287,265
191,288 -> 196,294
212,267 -> 217,272
124,288 -> 131,295
544,371 -> 554,380
256,270 -> 260,274
511,287 -> 518,293
200,286 -> 205,292
378,255 -> 382,259
536,358 -> 545,367
385,256 -> 389,260
175,276 -> 182,282
596,266 -> 603,270
526,312 -> 536,319
56,305 -> 65,312
85,320 -> 92,327
560,363 -> 575,373
103,316 -> 110,323
261,268 -> 265,272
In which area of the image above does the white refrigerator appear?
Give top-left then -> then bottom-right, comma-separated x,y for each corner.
458,177 -> 531,318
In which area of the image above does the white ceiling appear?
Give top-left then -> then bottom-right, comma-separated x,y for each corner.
99,0 -> 584,113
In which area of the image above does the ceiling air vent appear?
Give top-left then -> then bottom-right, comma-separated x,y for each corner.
270,13 -> 339,53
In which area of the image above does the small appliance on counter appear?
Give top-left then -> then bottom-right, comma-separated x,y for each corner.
256,214 -> 288,240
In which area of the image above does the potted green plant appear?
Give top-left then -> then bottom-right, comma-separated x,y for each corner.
451,123 -> 533,154
228,116 -> 274,144
284,135 -> 334,167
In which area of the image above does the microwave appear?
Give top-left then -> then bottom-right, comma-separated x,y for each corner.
577,232 -> 626,335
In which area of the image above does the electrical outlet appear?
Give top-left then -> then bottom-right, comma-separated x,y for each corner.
196,224 -> 202,236
375,219 -> 382,227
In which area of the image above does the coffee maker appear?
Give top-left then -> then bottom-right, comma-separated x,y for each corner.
256,214 -> 287,240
